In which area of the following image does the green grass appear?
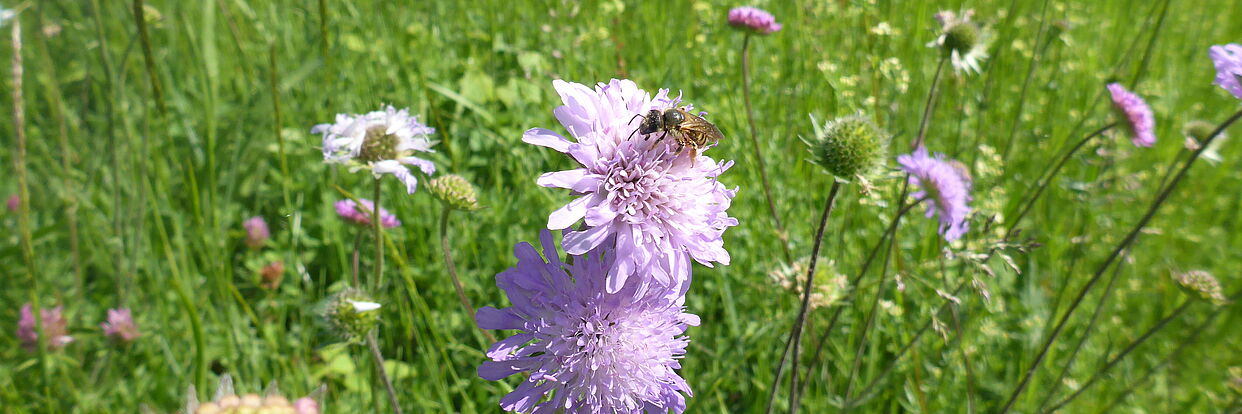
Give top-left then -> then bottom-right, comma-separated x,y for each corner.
2,0 -> 1241,412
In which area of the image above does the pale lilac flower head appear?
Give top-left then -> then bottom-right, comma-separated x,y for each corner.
728,6 -> 781,34
243,216 -> 269,249
1209,44 -> 1242,99
312,105 -> 437,194
898,147 -> 972,242
334,198 -> 400,228
5,194 -> 17,212
1107,83 -> 1156,147
927,9 -> 989,74
524,79 -> 738,293
101,308 -> 141,343
17,303 -> 73,352
476,230 -> 698,414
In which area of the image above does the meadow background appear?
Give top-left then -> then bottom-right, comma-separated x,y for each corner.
2,0 -> 1241,412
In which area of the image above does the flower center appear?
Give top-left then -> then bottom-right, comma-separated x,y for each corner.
602,149 -> 672,224
943,22 -> 979,54
359,125 -> 399,162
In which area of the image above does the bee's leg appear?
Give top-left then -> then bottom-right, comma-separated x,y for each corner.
689,147 -> 698,167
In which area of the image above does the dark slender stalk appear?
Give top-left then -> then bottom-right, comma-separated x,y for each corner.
1128,0 -> 1172,86
913,55 -> 947,150
440,207 -> 496,343
1002,0 -> 1053,159
1005,123 -> 1116,240
841,229 -> 900,411
373,180 -> 384,289
786,182 -> 842,414
740,32 -> 791,263
268,45 -> 292,211
1096,295 -> 1231,414
366,332 -> 403,414
1043,297 -> 1201,413
997,108 -> 1242,414
1035,253 -> 1128,411
132,0 -> 165,115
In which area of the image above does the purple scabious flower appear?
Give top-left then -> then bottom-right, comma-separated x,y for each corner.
17,303 -> 73,352
101,308 -> 141,343
524,79 -> 738,293
897,147 -> 972,242
313,105 -> 437,194
727,6 -> 781,35
335,198 -> 401,228
243,216 -> 270,249
1107,83 -> 1156,147
1210,44 -> 1242,99
476,230 -> 698,414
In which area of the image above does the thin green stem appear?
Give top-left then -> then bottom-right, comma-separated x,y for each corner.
1006,123 -> 1117,240
997,108 -> 1242,413
1002,0 -> 1052,159
269,44 -> 292,214
373,179 -> 384,289
841,226 -> 899,411
913,55 -> 947,150
785,181 -> 842,414
132,0 -> 165,116
440,206 -> 496,343
740,32 -> 791,263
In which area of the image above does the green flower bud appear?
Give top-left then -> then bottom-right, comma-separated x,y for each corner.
804,115 -> 889,180
428,174 -> 483,212
1183,120 -> 1218,142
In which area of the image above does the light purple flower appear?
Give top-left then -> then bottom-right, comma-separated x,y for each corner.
17,303 -> 73,352
334,198 -> 401,228
1107,83 -> 1156,147
524,79 -> 738,293
727,6 -> 782,34
898,147 -> 972,242
313,105 -> 437,194
5,194 -> 17,212
1210,44 -> 1242,99
243,216 -> 270,249
476,230 -> 698,414
101,308 -> 140,343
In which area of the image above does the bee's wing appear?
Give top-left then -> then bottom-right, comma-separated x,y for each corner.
676,113 -> 725,146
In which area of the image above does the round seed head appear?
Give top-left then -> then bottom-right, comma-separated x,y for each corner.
805,115 -> 889,180
428,174 -> 483,212
943,22 -> 981,55
324,290 -> 382,341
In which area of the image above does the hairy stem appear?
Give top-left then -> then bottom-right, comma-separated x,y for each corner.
785,181 -> 842,414
366,332 -> 403,414
440,207 -> 496,343
740,32 -> 791,263
373,179 -> 384,289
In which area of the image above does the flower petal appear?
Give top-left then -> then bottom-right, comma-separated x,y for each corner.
536,169 -> 588,190
546,196 -> 592,230
522,128 -> 573,153
398,156 -> 437,175
562,222 -> 613,255
372,160 -> 418,194
476,306 -> 524,330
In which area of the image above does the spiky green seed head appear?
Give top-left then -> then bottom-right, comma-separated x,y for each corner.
324,290 -> 382,341
428,174 -> 483,212
804,115 -> 889,180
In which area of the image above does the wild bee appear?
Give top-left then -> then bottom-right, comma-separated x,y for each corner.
628,107 -> 724,163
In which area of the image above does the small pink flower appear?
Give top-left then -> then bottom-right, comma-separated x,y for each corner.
5,194 -> 18,212
1107,83 -> 1156,147
101,308 -> 141,343
17,304 -> 73,352
243,216 -> 270,249
293,397 -> 320,414
728,6 -> 782,35
334,199 -> 401,228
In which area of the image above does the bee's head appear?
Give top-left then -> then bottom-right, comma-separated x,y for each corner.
662,109 -> 685,126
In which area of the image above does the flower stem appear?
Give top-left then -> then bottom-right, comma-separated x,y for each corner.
784,181 -> 842,414
351,232 -> 362,288
997,108 -> 1242,414
133,0 -> 166,116
440,206 -> 496,343
366,332 -> 403,414
1005,123 -> 1117,240
740,32 -> 791,263
373,179 -> 384,289
913,55 -> 948,150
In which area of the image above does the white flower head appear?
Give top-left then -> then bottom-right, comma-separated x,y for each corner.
0,7 -> 16,27
927,10 -> 990,75
312,105 -> 437,193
